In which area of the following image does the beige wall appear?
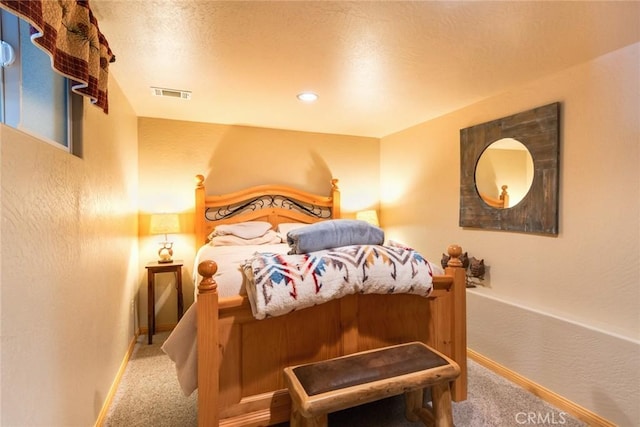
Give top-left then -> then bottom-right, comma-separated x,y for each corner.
0,78 -> 139,425
137,119 -> 379,327
380,43 -> 639,425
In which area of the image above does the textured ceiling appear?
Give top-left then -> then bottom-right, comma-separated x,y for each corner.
91,1 -> 640,138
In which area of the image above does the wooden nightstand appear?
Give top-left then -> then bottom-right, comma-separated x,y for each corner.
145,260 -> 184,344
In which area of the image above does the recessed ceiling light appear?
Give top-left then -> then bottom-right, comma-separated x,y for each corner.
297,92 -> 318,102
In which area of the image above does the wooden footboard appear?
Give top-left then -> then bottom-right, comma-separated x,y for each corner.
196,245 -> 467,427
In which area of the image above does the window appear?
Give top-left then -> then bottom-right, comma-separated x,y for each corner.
1,9 -> 82,155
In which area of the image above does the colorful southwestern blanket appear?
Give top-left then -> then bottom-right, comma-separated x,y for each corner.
243,244 -> 438,319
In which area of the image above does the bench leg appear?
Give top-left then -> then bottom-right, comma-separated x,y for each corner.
406,388 -> 439,427
291,405 -> 328,427
431,382 -> 454,427
405,388 -> 423,422
405,384 -> 455,427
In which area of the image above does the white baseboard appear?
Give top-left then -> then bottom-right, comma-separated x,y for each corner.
467,290 -> 639,427
468,348 -> 616,427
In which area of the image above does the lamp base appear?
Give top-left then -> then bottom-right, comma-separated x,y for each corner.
158,242 -> 174,264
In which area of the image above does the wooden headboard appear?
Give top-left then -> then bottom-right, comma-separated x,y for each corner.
194,174 -> 341,247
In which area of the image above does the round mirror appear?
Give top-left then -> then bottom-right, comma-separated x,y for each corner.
474,138 -> 534,209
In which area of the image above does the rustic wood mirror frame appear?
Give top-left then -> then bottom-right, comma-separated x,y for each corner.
459,102 -> 560,235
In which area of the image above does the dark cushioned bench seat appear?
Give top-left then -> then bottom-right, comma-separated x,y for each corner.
284,342 -> 460,427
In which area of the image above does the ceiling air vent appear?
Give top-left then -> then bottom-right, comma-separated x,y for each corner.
151,87 -> 191,100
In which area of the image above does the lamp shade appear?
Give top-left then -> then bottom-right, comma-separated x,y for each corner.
356,210 -> 379,227
149,213 -> 180,235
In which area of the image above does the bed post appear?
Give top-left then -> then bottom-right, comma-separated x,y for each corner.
197,261 -> 219,427
195,174 -> 206,246
444,244 -> 468,401
330,178 -> 341,218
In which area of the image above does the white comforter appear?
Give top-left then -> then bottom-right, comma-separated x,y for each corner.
192,243 -> 290,298
244,244 -> 440,319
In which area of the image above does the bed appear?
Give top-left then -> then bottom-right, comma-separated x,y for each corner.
163,174 -> 467,427
479,184 -> 510,209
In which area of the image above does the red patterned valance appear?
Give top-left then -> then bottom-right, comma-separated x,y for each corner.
0,0 -> 115,113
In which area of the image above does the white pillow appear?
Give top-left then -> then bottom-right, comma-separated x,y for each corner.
209,221 -> 272,240
210,230 -> 282,246
276,222 -> 311,236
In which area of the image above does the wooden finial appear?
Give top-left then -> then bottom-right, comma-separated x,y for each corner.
331,178 -> 339,191
198,260 -> 218,293
500,185 -> 510,208
500,185 -> 508,200
195,174 -> 205,189
447,244 -> 463,268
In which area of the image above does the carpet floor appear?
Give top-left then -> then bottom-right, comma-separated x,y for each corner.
103,332 -> 586,427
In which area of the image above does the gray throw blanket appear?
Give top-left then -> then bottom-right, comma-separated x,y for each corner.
286,219 -> 384,254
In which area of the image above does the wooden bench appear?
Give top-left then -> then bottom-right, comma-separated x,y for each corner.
284,342 -> 460,427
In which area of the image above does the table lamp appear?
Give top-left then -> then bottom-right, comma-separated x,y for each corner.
356,209 -> 379,227
149,213 -> 180,263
